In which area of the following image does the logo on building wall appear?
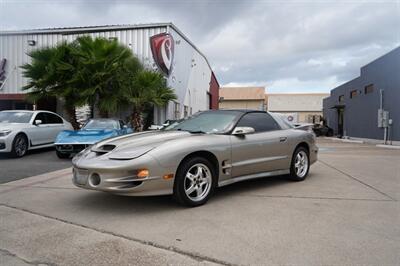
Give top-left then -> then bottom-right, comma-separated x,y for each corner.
150,33 -> 174,76
0,58 -> 6,84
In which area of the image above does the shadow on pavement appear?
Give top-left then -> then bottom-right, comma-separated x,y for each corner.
67,174 -> 303,213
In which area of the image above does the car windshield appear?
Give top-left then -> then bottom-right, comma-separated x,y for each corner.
0,112 -> 33,123
165,111 -> 240,134
83,120 -> 119,129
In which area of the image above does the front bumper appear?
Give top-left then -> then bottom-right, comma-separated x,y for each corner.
55,143 -> 93,154
72,152 -> 176,196
0,134 -> 16,153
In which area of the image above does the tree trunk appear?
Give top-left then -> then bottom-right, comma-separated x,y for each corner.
131,106 -> 143,132
65,105 -> 80,130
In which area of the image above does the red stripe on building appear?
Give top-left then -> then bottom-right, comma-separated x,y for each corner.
0,93 -> 25,100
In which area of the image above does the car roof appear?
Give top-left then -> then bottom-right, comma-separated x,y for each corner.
1,110 -> 55,113
203,109 -> 268,114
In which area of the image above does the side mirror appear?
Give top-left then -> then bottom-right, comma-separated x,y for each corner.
34,120 -> 42,126
232,126 -> 255,136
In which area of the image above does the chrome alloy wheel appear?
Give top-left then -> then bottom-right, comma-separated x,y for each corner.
184,163 -> 212,202
14,136 -> 27,157
294,150 -> 308,178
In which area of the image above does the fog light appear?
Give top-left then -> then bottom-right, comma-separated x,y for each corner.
89,173 -> 101,187
137,169 -> 149,178
163,173 -> 174,180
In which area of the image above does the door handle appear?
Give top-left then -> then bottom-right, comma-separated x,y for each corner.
279,137 -> 287,142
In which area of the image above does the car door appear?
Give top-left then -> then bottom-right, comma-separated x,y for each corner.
29,112 -> 53,146
44,112 -> 66,142
230,112 -> 291,178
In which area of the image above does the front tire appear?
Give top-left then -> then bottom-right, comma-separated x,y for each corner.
56,150 -> 70,159
288,147 -> 310,181
11,134 -> 28,158
173,157 -> 217,207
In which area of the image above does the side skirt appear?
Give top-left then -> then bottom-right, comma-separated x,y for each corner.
218,169 -> 290,187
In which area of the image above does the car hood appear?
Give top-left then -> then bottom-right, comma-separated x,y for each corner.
56,129 -> 118,144
0,122 -> 29,130
92,130 -> 192,160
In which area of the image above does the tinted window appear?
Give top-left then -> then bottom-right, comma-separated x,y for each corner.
84,119 -> 119,129
45,113 -> 63,124
34,113 -> 48,124
236,112 -> 280,133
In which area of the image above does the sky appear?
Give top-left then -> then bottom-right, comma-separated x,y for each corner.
1,0 -> 399,93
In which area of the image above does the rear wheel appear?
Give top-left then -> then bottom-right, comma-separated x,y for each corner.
288,147 -> 310,181
11,134 -> 28,158
173,157 -> 217,207
56,150 -> 70,159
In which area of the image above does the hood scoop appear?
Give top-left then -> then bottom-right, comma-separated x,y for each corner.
91,144 -> 116,155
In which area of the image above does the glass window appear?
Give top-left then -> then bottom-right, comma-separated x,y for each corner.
236,112 -> 281,133
166,111 -> 241,134
339,95 -> 344,102
0,112 -> 32,123
34,113 -> 48,124
350,90 -> 357,99
45,113 -> 63,124
83,119 -> 119,129
365,84 -> 374,94
174,102 -> 180,119
184,106 -> 189,117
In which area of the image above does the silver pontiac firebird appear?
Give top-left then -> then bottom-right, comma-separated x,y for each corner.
72,110 -> 318,207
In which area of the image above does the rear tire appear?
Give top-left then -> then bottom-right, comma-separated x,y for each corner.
56,150 -> 70,159
11,134 -> 28,158
173,157 -> 217,207
288,146 -> 310,181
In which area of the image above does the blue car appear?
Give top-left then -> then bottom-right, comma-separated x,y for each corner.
55,118 -> 133,158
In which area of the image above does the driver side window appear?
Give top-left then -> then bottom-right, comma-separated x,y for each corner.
34,113 -> 47,124
236,112 -> 280,133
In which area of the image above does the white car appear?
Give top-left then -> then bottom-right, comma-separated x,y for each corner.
0,110 -> 73,157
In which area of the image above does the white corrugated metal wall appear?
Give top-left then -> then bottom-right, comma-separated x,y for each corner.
0,26 -> 167,94
0,25 -> 215,123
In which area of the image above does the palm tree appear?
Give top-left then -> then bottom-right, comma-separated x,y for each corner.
72,36 -> 142,117
21,42 -> 82,129
126,70 -> 176,131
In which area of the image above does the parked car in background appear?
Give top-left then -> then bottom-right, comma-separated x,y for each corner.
148,119 -> 184,130
72,110 -> 318,207
55,118 -> 133,158
0,110 -> 73,157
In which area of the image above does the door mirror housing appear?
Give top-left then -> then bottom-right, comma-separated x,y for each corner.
34,119 -> 42,126
232,126 -> 255,135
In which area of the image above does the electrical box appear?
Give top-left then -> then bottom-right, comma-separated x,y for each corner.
378,109 -> 389,128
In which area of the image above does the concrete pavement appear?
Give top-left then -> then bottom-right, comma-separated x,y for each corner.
0,139 -> 399,265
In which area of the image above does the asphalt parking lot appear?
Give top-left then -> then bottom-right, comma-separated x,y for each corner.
0,148 -> 72,184
0,138 -> 399,265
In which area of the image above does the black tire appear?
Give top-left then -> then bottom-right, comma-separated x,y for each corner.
173,157 -> 217,207
288,146 -> 310,181
10,134 -> 28,158
56,150 -> 70,159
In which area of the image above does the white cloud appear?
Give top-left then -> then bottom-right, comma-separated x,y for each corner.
1,0 -> 399,92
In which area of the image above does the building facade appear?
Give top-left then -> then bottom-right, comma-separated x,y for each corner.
323,47 -> 400,141
267,93 -> 328,123
0,23 -> 219,124
219,87 -> 266,110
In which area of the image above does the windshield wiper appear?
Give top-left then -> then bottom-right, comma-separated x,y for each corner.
176,129 -> 206,134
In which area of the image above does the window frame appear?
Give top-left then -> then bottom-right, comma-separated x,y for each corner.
233,111 -> 282,134
33,112 -> 48,125
364,84 -> 374,94
44,112 -> 63,124
350,89 -> 357,99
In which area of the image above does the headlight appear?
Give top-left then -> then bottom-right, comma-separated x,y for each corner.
0,130 -> 11,137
